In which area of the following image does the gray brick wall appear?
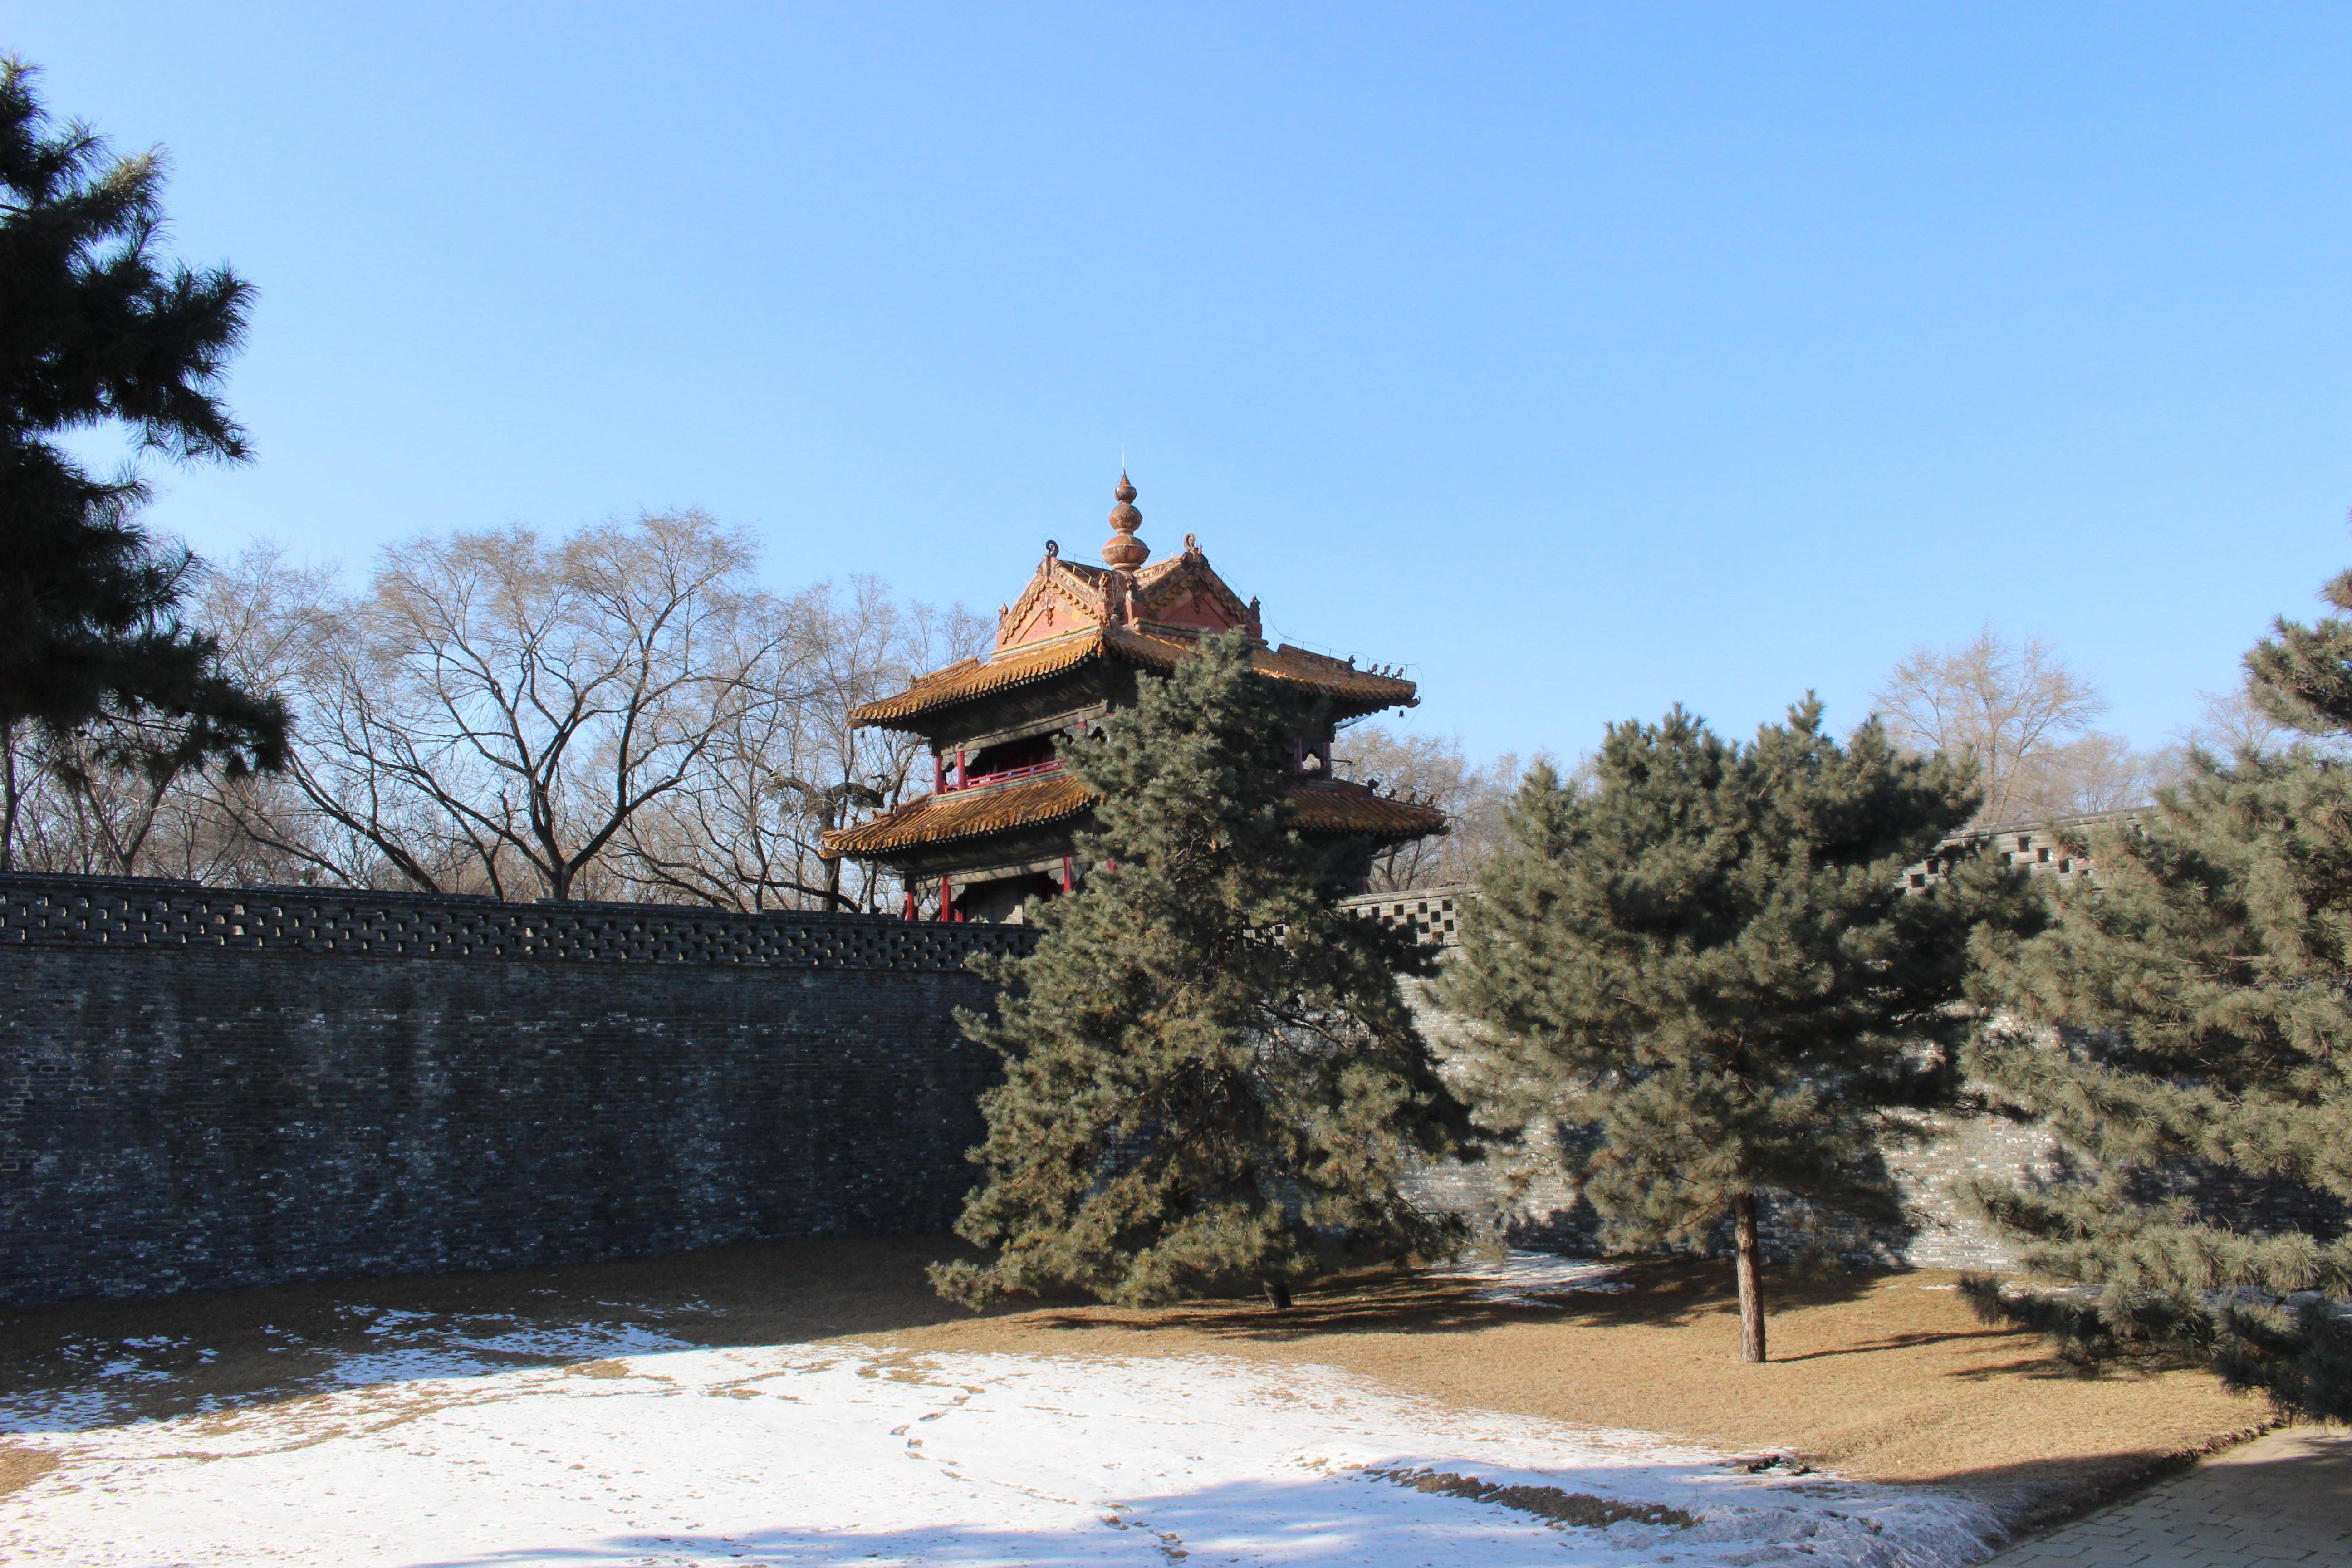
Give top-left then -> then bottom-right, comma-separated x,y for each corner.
16,861 -> 2320,1313
0,874 -> 1034,1309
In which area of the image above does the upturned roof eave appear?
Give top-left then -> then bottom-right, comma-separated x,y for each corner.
822,773 -> 1446,866
848,628 -> 1419,735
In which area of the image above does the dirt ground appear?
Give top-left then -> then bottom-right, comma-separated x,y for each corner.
0,1235 -> 2266,1524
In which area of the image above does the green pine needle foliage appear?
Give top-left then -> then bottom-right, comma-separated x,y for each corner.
0,57 -> 285,775
1962,567 -> 2352,1420
930,632 -> 1473,1309
1443,700 -> 2036,1261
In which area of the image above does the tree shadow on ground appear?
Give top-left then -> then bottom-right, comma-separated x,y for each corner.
352,1464 -> 2002,1568
1768,1327 -> 2025,1363
1905,1420 -> 2318,1542
0,1234 -> 1013,1432
0,1236 -> 2119,1446
0,1236 -> 1887,1433
14,1236 -> 1693,1430
0,1240 -> 1928,1436
4,1235 -> 2284,1545
1024,1254 -> 1884,1345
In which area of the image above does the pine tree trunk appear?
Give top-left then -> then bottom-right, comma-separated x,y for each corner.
0,723 -> 17,873
1733,1192 -> 1767,1363
1263,1275 -> 1293,1311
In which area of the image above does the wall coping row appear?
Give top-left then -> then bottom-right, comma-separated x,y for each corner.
0,872 -> 1037,972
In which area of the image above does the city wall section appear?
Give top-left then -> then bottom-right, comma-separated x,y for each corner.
0,875 -> 1033,1309
1,839 -> 2225,1313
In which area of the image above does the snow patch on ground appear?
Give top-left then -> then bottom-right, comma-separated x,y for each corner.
1,1341 -> 2003,1567
321,1314 -> 693,1390
1450,1250 -> 1635,1307
0,1310 -> 697,1435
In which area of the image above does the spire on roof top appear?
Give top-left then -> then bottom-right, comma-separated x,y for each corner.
1102,470 -> 1148,571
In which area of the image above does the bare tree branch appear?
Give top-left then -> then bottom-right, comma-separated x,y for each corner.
1872,626 -> 2115,825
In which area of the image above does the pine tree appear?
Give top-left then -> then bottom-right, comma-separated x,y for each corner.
1444,701 -> 2032,1362
0,57 -> 287,864
931,632 -> 1472,1310
1960,563 -> 2352,1420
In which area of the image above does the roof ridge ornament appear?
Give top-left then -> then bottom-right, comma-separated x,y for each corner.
1102,470 -> 1148,571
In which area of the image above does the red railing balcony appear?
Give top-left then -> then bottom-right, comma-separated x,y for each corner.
937,757 -> 1064,794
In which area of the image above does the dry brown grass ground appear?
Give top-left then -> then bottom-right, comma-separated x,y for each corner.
0,1236 -> 2266,1524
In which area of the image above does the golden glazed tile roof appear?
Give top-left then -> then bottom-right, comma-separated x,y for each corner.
849,627 -> 1417,730
822,770 -> 1446,861
1290,779 -> 1450,838
822,771 -> 1097,858
850,632 -> 1112,727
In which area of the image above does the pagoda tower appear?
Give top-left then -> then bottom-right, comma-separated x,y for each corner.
823,474 -> 1445,922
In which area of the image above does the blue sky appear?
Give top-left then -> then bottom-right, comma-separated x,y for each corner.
14,4 -> 2352,763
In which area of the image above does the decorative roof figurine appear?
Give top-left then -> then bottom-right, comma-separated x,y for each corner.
823,471 -> 1443,923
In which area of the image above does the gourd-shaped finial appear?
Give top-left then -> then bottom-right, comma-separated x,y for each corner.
1102,471 -> 1147,570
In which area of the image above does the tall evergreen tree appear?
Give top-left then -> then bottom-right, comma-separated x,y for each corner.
931,632 -> 1471,1310
0,57 -> 286,863
1445,701 -> 2032,1361
1961,563 -> 2352,1420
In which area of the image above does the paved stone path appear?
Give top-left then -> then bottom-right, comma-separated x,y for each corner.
1982,1425 -> 2351,1567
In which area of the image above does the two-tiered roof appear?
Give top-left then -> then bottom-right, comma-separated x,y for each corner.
823,475 -> 1444,921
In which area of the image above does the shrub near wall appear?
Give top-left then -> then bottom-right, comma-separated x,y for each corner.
0,875 -> 1033,1308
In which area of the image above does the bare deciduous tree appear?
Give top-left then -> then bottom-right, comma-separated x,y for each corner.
789,579 -> 989,911
5,518 -> 990,907
612,580 -> 987,912
204,513 -> 784,899
2183,680 -> 2302,758
2008,731 -> 2183,818
1870,626 -> 2195,824
1334,725 -> 1468,891
1334,725 -> 1550,891
1872,627 -> 2111,825
15,721 -> 188,876
2,546 -> 323,883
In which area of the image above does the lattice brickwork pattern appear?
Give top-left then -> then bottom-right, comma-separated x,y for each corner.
1341,887 -> 1466,947
0,873 -> 1035,971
